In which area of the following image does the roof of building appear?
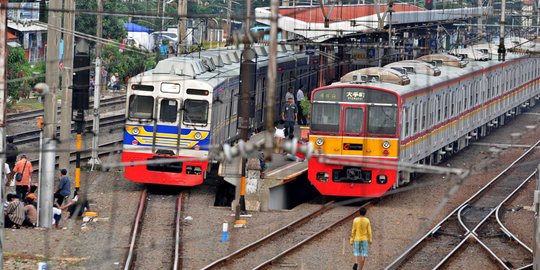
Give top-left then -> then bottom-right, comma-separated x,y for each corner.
8,21 -> 47,32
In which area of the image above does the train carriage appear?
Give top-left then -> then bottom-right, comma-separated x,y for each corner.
308,47 -> 540,197
122,45 -> 319,186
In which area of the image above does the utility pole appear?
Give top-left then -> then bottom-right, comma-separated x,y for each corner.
88,0 -> 102,169
227,0 -> 232,42
60,0 -> 75,170
498,0 -> 507,61
235,0 -> 253,227
177,0 -> 187,55
265,0 -> 279,162
41,0 -> 63,229
0,0 -> 8,266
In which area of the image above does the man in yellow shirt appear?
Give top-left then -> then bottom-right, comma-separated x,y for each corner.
350,207 -> 372,270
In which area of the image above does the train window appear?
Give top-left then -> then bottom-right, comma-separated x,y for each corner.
444,93 -> 449,119
183,99 -> 209,124
368,106 -> 397,135
161,83 -> 180,93
128,95 -> 154,120
344,108 -> 364,134
131,84 -> 154,91
159,99 -> 177,123
412,104 -> 418,133
310,103 -> 340,133
421,101 -> 427,129
436,95 -> 441,123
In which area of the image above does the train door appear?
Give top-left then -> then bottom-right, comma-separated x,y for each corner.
156,97 -> 181,155
341,104 -> 366,157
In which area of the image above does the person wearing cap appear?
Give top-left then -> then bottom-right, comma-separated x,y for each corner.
13,155 -> 32,200
54,169 -> 71,206
281,96 -> 298,139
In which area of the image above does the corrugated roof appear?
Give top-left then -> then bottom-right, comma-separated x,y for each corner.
278,4 -> 424,24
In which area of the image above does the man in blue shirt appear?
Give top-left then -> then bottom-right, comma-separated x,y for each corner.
54,169 -> 71,206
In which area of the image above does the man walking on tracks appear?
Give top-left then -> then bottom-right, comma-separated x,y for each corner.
350,207 -> 372,270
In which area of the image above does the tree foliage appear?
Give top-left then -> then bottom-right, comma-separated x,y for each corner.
102,45 -> 156,82
7,47 -> 32,100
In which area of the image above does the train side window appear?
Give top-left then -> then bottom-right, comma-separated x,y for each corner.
183,99 -> 209,124
128,95 -> 154,120
159,99 -> 177,123
421,101 -> 427,129
436,95 -> 441,123
412,104 -> 418,133
444,92 -> 449,119
404,107 -> 410,137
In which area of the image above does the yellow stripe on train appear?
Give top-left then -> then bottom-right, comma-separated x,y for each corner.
309,136 -> 399,158
126,125 -> 209,140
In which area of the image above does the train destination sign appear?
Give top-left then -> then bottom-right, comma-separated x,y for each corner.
313,87 -> 397,104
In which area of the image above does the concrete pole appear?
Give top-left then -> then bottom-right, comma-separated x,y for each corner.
177,0 -> 187,55
498,0 -> 507,61
282,0 -> 288,40
41,0 -> 63,229
227,0 -> 232,41
534,164 -> 540,270
265,0 -> 279,162
0,0 -> 8,266
88,0 -> 103,169
59,0 -> 75,170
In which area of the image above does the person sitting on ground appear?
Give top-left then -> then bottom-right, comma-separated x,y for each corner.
52,202 -> 62,229
25,193 -> 37,208
60,190 -> 91,219
23,197 -> 37,227
5,194 -> 25,228
54,169 -> 71,206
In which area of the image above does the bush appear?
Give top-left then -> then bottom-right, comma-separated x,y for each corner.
300,97 -> 310,119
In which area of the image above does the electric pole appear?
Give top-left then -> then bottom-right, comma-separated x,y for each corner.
235,0 -> 254,227
0,0 -> 8,266
227,0 -> 232,42
41,0 -> 63,228
88,0 -> 103,169
265,0 -> 279,162
177,0 -> 187,55
60,0 -> 75,170
498,0 -> 507,61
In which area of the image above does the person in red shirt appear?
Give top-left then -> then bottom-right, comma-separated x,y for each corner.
12,155 -> 32,200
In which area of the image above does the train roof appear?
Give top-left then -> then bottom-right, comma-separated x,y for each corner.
130,44 -> 309,88
336,45 -> 531,97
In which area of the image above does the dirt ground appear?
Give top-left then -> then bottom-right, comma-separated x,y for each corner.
4,105 -> 540,269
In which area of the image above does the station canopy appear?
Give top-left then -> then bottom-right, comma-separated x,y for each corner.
255,4 -> 489,42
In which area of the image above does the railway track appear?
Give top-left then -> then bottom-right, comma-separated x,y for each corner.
28,139 -> 123,172
6,96 -> 125,124
202,201 -> 369,270
124,189 -> 183,270
386,139 -> 540,270
8,114 -> 125,145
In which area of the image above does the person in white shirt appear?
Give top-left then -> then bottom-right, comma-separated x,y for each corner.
4,162 -> 14,198
296,85 -> 307,125
285,87 -> 295,103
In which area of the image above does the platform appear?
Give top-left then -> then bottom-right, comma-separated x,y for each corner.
219,124 -> 306,187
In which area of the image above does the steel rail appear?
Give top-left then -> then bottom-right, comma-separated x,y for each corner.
201,201 -> 337,269
9,113 -> 125,145
173,193 -> 183,270
385,139 -> 540,269
253,202 -> 370,270
124,189 -> 148,270
6,96 -> 125,123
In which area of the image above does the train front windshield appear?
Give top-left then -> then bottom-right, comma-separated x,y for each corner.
310,87 -> 398,136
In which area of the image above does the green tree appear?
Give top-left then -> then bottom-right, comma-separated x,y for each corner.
102,44 -> 156,83
7,47 -> 32,101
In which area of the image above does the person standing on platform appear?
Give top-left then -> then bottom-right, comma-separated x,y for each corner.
281,97 -> 297,139
285,87 -> 295,103
13,155 -> 32,200
296,85 -> 307,126
350,207 -> 372,270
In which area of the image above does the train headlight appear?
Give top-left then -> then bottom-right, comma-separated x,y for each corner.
382,141 -> 391,149
377,175 -> 387,184
316,172 -> 329,182
315,138 -> 325,146
132,127 -> 140,135
194,132 -> 202,140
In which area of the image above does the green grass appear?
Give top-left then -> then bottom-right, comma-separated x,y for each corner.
9,98 -> 43,113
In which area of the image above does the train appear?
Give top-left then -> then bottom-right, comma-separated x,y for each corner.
307,44 -> 540,197
122,45 -> 320,186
